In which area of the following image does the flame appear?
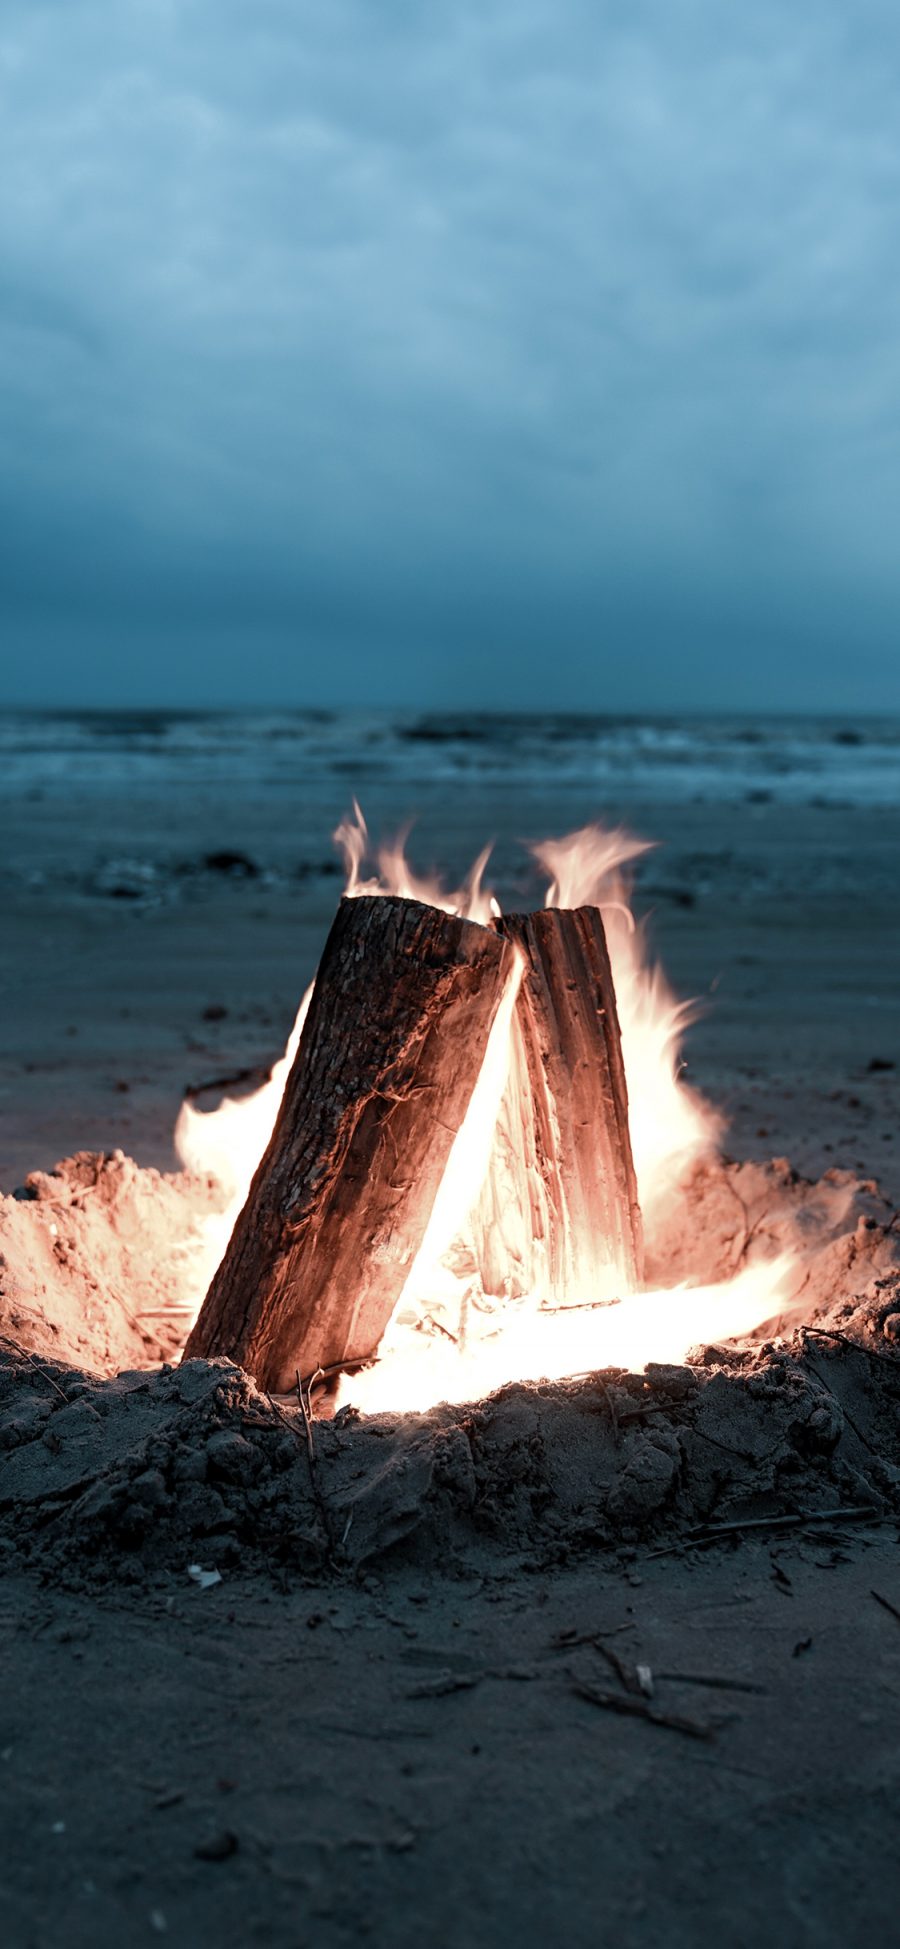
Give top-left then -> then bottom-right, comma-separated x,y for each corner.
397,949 -> 526,1313
336,799 -> 495,925
174,982 -> 313,1294
336,1255 -> 798,1416
175,804 -> 795,1400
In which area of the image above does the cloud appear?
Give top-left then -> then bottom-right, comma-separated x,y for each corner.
1,0 -> 899,706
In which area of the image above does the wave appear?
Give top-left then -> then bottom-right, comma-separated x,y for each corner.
1,708 -> 899,807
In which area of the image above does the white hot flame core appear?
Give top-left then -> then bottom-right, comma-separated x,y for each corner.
176,806 -> 795,1408
339,1255 -> 798,1416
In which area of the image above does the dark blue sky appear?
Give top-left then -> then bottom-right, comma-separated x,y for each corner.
2,0 -> 899,710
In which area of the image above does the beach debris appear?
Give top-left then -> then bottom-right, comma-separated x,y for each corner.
570,1677 -> 719,1740
404,1672 -> 483,1699
193,1828 -> 239,1862
183,1064 -> 270,1102
871,1589 -> 900,1627
655,1671 -> 766,1694
682,1507 -> 883,1546
187,1563 -> 222,1590
202,850 -> 259,878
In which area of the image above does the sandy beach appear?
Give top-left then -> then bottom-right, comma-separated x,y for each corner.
2,713 -> 899,1949
3,750 -> 898,1203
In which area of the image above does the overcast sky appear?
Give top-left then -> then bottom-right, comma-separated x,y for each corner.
1,0 -> 899,711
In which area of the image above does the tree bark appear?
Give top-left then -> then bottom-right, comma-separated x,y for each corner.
183,895 -> 515,1391
473,906 -> 642,1305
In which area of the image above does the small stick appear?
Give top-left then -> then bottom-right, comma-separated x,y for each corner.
596,1377 -> 620,1444
594,1640 -> 642,1694
803,1354 -> 878,1457
263,1389 -> 302,1445
539,1298 -> 623,1315
0,1335 -> 68,1404
457,1283 -> 470,1357
137,1308 -> 197,1319
685,1506 -> 882,1543
570,1677 -> 718,1741
800,1327 -> 900,1372
654,1672 -> 767,1696
297,1368 -> 339,1558
184,1063 -> 270,1100
871,1589 -> 900,1627
299,1353 -> 379,1394
649,1505 -> 885,1559
295,1367 -> 316,1461
266,1387 -> 336,1560
549,1625 -> 632,1651
420,1316 -> 457,1344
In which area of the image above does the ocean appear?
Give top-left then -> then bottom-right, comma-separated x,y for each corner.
2,708 -> 898,808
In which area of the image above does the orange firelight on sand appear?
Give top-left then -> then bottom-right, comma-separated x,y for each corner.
176,805 -> 797,1410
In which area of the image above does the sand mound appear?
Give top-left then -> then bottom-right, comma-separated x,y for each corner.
2,1310 -> 899,1589
0,1150 -> 226,1373
2,1144 -> 899,1585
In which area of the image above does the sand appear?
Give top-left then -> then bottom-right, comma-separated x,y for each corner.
2,774 -> 899,1946
2,789 -> 899,1202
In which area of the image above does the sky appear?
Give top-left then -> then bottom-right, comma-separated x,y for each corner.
1,0 -> 899,712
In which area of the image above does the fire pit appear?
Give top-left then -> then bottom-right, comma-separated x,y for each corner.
175,807 -> 800,1411
2,807 -> 899,1581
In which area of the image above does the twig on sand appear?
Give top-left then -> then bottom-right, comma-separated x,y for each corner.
265,1384 -> 337,1560
137,1307 -> 197,1320
654,1672 -> 767,1696
594,1640 -> 643,1694
295,1367 -> 317,1462
405,1672 -> 483,1699
570,1677 -> 719,1741
800,1327 -> 900,1372
596,1377 -> 620,1444
263,1390 -> 300,1441
692,1506 -> 882,1540
0,1334 -> 68,1404
652,1506 -> 884,1556
183,1064 -> 269,1100
549,1625 -> 633,1651
871,1589 -> 900,1627
298,1353 -> 378,1395
802,1354 -> 879,1457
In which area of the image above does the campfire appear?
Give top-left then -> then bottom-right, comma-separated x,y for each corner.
3,800 -> 899,1586
176,807 -> 796,1413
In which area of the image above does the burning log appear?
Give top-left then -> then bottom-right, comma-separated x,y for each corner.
474,906 -> 642,1303
183,895 -> 515,1390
